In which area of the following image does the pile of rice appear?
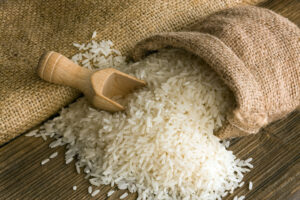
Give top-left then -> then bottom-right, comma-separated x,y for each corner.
29,33 -> 253,200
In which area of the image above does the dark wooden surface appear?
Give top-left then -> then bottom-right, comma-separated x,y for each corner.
0,0 -> 300,199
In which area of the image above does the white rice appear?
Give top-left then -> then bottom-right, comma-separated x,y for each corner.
245,163 -> 254,169
89,178 -> 101,187
49,152 -> 58,159
75,162 -> 81,174
120,192 -> 128,199
239,181 -> 244,188
65,157 -> 74,165
41,158 -> 50,165
84,167 -> 90,174
32,33 -> 254,199
41,133 -> 47,141
84,174 -> 90,179
223,140 -> 230,148
25,129 -> 38,137
91,189 -> 100,197
88,186 -> 92,194
238,196 -> 245,200
73,186 -> 77,191
107,190 -> 115,197
49,139 -> 63,148
249,181 -> 253,190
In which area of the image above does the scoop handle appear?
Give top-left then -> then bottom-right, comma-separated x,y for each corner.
37,51 -> 93,92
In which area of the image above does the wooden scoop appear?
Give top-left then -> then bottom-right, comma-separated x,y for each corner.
37,51 -> 146,112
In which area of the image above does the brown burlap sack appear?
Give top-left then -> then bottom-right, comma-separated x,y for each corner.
132,6 -> 300,139
0,0 -> 264,144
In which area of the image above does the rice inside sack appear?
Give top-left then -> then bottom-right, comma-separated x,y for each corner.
37,39 -> 253,200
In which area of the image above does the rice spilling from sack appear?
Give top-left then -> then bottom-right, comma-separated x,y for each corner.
32,33 -> 253,200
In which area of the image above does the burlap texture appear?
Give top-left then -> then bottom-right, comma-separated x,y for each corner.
1,0 -> 266,144
132,6 -> 300,139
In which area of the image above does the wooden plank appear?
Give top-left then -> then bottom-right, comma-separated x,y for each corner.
224,111 -> 300,200
0,0 -> 299,199
2,112 -> 298,200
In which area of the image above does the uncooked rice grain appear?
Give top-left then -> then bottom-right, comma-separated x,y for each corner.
41,133 -> 47,141
49,152 -> 58,159
65,157 -> 74,165
84,167 -> 90,174
249,181 -> 253,190
89,178 -> 101,187
75,163 -> 81,174
238,196 -> 245,200
31,33 -> 255,200
50,132 -> 55,138
245,163 -> 254,169
25,129 -> 38,137
107,190 -> 115,197
120,192 -> 128,199
91,189 -> 100,197
84,174 -> 90,179
239,182 -> 245,188
49,139 -> 63,148
41,158 -> 50,165
88,186 -> 92,194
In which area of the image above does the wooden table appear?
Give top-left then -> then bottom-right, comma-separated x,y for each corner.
0,0 -> 299,199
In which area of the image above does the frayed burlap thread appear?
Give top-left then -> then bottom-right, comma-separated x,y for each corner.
132,6 -> 300,139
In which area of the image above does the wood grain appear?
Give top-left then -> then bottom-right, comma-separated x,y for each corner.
0,0 -> 299,199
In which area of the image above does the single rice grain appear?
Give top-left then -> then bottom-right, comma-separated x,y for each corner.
41,158 -> 50,165
88,186 -> 92,194
107,190 -> 115,197
91,189 -> 100,197
249,181 -> 253,190
238,196 -> 245,200
49,152 -> 58,159
120,192 -> 128,199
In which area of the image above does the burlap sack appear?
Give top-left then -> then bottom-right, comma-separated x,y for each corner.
132,6 -> 300,139
0,0 -> 265,144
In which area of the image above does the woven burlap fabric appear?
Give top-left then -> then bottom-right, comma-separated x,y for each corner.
132,6 -> 300,139
0,0 -> 266,144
